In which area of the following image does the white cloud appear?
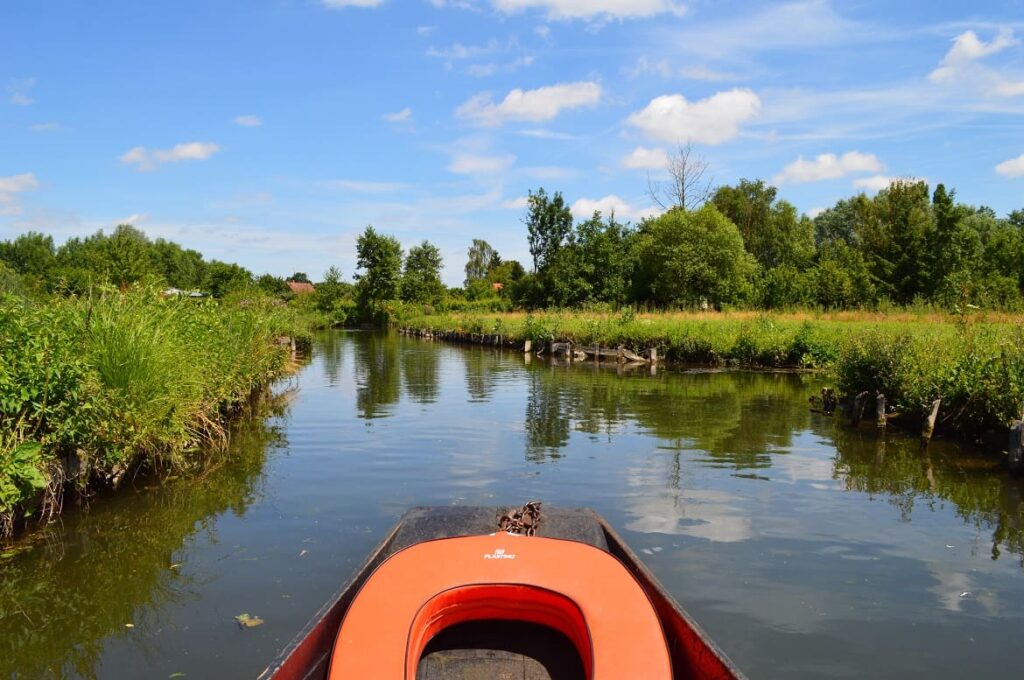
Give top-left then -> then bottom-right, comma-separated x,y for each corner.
535,25 -> 551,40
382,106 -> 413,123
621,146 -> 669,170
807,207 -> 825,219
234,114 -> 262,127
773,151 -> 884,184
447,153 -> 516,174
456,81 -> 602,126
571,194 -> 659,221
502,196 -> 530,209
416,25 -> 436,36
996,153 -> 1024,178
322,0 -> 386,8
0,173 -> 39,216
626,88 -> 761,144
119,142 -> 220,171
322,179 -> 407,192
929,29 -> 1018,83
30,122 -> 61,132
491,0 -> 685,20
853,175 -> 928,193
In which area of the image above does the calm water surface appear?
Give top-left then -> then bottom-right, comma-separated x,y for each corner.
2,330 -> 1024,678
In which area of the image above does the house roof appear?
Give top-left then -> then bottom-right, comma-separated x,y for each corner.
287,281 -> 316,294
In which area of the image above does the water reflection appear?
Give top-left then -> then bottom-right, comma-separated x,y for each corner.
7,331 -> 1024,679
353,333 -> 400,419
0,396 -> 289,679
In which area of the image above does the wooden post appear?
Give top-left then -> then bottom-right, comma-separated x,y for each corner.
852,391 -> 869,426
617,346 -> 625,365
649,347 -> 658,365
921,399 -> 941,446
876,393 -> 887,428
523,339 -> 532,354
1009,421 -> 1024,471
566,342 -> 572,364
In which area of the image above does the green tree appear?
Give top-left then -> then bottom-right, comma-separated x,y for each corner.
353,225 -> 403,320
860,180 -> 933,304
0,232 -> 56,282
525,188 -> 573,272
105,225 -> 157,286
204,260 -> 252,297
289,272 -> 310,283
152,239 -> 205,289
401,240 -> 444,304
633,206 -> 755,308
712,179 -> 814,269
255,273 -> 290,297
813,242 -> 876,308
464,239 -> 497,285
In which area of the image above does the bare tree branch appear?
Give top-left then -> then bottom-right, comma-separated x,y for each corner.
645,143 -> 713,211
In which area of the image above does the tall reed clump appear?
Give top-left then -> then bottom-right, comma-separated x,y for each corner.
0,285 -> 310,537
835,322 -> 1024,436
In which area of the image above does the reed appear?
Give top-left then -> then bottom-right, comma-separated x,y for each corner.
0,284 -> 312,536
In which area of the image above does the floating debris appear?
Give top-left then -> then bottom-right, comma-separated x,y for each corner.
235,613 -> 264,628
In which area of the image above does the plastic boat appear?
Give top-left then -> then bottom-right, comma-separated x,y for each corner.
258,506 -> 744,680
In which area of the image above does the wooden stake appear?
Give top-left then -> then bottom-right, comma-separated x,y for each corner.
921,399 -> 941,445
852,391 -> 869,426
876,393 -> 887,428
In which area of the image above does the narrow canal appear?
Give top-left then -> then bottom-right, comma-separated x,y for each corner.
3,330 -> 1024,678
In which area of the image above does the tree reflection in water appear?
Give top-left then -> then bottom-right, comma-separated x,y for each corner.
0,391 -> 291,679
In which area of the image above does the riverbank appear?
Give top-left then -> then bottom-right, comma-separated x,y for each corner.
396,309 -> 1024,444
0,287 -> 313,538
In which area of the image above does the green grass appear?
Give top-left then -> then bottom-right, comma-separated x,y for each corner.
0,285 -> 312,536
397,308 -> 1024,441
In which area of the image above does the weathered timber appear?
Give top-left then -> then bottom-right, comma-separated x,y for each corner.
523,339 -> 532,354
876,393 -> 887,428
852,391 -> 870,426
921,399 -> 941,446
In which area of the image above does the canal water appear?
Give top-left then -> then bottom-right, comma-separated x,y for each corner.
2,330 -> 1024,678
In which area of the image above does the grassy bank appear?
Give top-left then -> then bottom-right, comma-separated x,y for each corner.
0,286 -> 312,537
397,309 -> 1024,441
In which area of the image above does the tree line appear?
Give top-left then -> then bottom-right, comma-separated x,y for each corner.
3,176 -> 1023,318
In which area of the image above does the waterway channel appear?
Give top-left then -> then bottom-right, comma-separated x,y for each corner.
2,330 -> 1023,678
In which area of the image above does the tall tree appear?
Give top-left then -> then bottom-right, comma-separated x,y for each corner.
353,225 -> 403,318
289,272 -> 311,283
401,240 -> 444,304
464,239 -> 497,285
525,188 -> 573,272
712,179 -> 814,270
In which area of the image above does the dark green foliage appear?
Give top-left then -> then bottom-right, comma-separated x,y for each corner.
354,225 -> 403,320
204,260 -> 253,298
289,272 -> 310,283
712,179 -> 814,269
401,240 -> 444,304
633,206 -> 755,308
525,187 -> 573,272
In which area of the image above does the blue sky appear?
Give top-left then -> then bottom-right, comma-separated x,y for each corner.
2,0 -> 1024,285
